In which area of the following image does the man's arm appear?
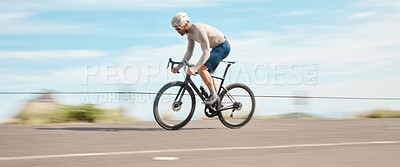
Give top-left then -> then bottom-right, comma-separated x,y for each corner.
177,39 -> 195,69
195,31 -> 210,70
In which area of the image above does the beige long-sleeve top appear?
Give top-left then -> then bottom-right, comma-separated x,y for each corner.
180,23 -> 226,70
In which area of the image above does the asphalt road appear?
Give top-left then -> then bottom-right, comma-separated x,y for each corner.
1,118 -> 399,167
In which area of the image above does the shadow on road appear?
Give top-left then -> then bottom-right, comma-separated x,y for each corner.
36,127 -> 217,132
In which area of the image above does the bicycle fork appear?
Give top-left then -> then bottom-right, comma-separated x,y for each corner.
172,84 -> 187,112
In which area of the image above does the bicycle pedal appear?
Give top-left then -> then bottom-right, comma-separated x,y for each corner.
204,106 -> 218,118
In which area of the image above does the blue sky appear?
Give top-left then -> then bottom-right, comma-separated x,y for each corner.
1,0 -> 400,121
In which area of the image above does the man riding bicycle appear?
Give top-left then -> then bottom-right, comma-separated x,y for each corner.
171,12 -> 231,105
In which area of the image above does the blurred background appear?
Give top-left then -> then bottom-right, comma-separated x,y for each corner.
1,0 -> 400,124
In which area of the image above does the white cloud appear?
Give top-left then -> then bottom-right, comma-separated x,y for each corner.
0,23 -> 88,34
313,75 -> 400,97
0,12 -> 35,22
117,44 -> 185,63
348,12 -> 377,19
1,67 -> 92,88
115,41 -> 207,64
224,0 -> 400,97
0,50 -> 107,59
0,11 -> 90,34
282,10 -> 313,16
230,11 -> 400,65
6,75 -> 48,81
351,0 -> 400,9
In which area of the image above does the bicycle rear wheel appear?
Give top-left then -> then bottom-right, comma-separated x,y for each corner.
153,81 -> 196,130
217,83 -> 255,129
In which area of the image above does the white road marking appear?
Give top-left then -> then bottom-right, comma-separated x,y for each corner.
152,157 -> 179,161
0,141 -> 399,161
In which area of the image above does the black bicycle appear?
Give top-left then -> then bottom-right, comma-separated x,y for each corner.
153,58 -> 255,130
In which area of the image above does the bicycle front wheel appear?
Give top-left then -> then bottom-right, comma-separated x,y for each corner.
153,81 -> 196,130
218,83 -> 255,129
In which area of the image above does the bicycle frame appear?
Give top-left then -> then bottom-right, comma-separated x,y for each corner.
174,63 -> 236,112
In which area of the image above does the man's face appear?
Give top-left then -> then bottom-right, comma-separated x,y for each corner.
175,25 -> 186,36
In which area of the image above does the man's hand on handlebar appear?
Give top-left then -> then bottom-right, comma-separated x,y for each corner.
168,58 -> 196,75
187,67 -> 196,76
171,67 -> 179,74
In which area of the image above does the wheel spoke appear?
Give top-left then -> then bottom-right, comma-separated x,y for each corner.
218,83 -> 255,128
154,82 -> 195,130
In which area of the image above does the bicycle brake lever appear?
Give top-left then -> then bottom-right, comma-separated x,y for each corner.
167,58 -> 173,69
168,58 -> 181,74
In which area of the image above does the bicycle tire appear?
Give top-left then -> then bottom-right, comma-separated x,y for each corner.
217,83 -> 255,129
153,81 -> 196,130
